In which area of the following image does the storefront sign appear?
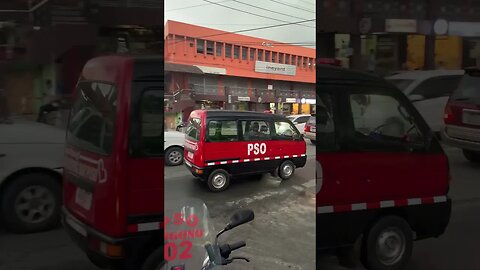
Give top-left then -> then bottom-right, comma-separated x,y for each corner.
305,99 -> 316,105
195,65 -> 227,75
434,19 -> 449,35
255,61 -> 296,76
268,85 -> 273,90
385,19 -> 417,33
285,98 -> 297,103
448,22 -> 480,37
238,96 -> 250,102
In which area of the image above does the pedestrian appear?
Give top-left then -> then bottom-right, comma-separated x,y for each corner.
36,79 -> 58,123
367,49 -> 376,73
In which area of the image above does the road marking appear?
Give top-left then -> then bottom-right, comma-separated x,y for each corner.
302,179 -> 316,189
292,185 -> 304,191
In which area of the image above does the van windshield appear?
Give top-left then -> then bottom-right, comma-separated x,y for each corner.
186,117 -> 201,141
66,81 -> 117,155
452,73 -> 480,100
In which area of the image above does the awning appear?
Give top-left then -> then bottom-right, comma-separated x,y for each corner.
165,63 -> 204,74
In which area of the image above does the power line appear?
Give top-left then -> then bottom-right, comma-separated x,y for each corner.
166,0 -> 233,12
201,0 -> 314,28
267,0 -> 315,13
229,0 -> 312,21
169,19 -> 316,44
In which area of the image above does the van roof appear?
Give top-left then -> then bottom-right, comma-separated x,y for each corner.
195,110 -> 288,120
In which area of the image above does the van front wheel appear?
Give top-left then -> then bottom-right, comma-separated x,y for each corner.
207,169 -> 230,192
279,160 -> 295,180
361,216 -> 413,270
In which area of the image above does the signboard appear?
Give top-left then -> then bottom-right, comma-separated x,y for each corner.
195,65 -> 227,75
385,19 -> 417,33
449,22 -> 480,37
285,98 -> 297,103
238,96 -> 250,102
255,61 -> 296,76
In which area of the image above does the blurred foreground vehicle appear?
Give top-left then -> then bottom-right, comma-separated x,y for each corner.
317,65 -> 451,270
62,55 -> 164,270
0,119 -> 64,233
442,67 -> 480,163
165,130 -> 185,166
386,70 -> 463,134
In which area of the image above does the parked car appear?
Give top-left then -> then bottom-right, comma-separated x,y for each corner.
303,115 -> 316,144
0,119 -> 64,233
442,67 -> 480,163
286,114 -> 311,134
386,70 -> 464,133
165,130 -> 185,166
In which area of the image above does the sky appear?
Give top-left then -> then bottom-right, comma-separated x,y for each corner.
164,0 -> 316,48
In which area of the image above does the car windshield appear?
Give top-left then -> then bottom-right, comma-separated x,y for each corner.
452,73 -> 480,100
387,79 -> 415,92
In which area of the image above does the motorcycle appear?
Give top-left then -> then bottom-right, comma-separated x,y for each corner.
160,199 -> 254,270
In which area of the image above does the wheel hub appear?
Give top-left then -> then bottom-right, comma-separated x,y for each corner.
376,228 -> 406,266
15,185 -> 55,224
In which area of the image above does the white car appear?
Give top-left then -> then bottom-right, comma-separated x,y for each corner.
0,120 -> 64,233
164,131 -> 185,166
286,114 -> 311,134
386,70 -> 464,133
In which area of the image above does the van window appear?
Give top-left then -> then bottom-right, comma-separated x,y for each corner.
274,121 -> 299,140
317,93 -> 335,152
207,120 -> 238,142
295,116 -> 310,124
349,94 -> 423,150
67,81 -> 117,155
186,118 -> 201,141
139,90 -> 163,155
452,73 -> 480,100
411,76 -> 462,99
241,120 -> 271,141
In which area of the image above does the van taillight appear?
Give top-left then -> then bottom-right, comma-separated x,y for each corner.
304,125 -> 310,132
444,103 -> 455,124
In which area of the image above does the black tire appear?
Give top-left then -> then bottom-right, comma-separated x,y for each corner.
278,160 -> 295,180
463,149 -> 480,163
310,140 -> 316,144
141,247 -> 166,270
165,147 -> 184,166
207,169 -> 230,192
0,173 -> 61,233
361,216 -> 413,270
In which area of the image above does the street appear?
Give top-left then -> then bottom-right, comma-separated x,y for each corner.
1,144 -> 480,269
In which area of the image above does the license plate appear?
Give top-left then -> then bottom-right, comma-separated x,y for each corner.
75,188 -> 92,210
311,127 -> 316,132
463,110 -> 480,126
187,151 -> 194,159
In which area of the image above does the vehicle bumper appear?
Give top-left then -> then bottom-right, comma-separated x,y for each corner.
62,208 -> 158,269
304,132 -> 316,141
441,125 -> 480,152
184,158 -> 207,178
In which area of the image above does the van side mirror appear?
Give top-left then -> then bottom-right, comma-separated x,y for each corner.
225,209 -> 254,231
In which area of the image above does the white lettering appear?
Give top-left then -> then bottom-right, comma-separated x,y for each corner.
247,143 -> 267,156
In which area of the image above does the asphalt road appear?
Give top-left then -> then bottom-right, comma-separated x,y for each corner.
1,144 -> 479,270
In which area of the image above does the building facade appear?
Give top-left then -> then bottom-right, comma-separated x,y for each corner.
164,21 -> 316,130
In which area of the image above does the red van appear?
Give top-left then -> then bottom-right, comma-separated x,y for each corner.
62,56 -> 164,270
184,110 -> 307,192
317,66 -> 451,270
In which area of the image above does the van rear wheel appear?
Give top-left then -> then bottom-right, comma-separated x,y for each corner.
361,216 -> 413,270
207,169 -> 230,192
279,160 -> 295,180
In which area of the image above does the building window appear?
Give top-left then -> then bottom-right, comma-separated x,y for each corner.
303,57 -> 308,68
258,49 -> 264,61
234,45 -> 240,59
297,56 -> 301,67
216,42 -> 223,57
242,47 -> 247,60
279,53 -> 284,64
272,52 -> 277,63
285,54 -> 290,65
265,51 -> 271,62
206,40 -> 214,55
250,48 -> 255,61
197,39 -> 205,54
226,44 -> 232,58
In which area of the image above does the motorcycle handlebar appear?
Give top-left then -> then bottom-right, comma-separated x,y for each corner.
229,241 -> 246,251
219,241 -> 247,259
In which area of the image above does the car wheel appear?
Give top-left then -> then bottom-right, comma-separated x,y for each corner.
310,140 -> 316,144
361,216 -> 413,270
165,147 -> 184,166
463,149 -> 480,163
0,173 -> 61,233
278,160 -> 295,180
207,169 -> 230,192
141,247 -> 166,270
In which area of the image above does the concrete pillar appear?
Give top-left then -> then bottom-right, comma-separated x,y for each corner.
350,34 -> 362,70
424,35 -> 436,70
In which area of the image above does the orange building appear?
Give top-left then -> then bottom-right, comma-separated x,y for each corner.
164,20 -> 316,127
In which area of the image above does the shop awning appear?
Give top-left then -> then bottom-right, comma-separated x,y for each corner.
165,63 -> 204,74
